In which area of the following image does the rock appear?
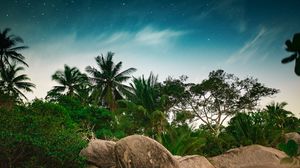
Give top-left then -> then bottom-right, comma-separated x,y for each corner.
209,145 -> 288,168
114,135 -> 180,168
80,139 -> 116,168
285,132 -> 300,144
285,132 -> 300,153
177,155 -> 215,168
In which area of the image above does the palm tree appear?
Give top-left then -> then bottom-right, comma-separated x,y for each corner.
265,102 -> 295,132
86,52 -> 136,111
49,64 -> 88,97
129,72 -> 160,112
0,28 -> 28,70
129,73 -> 168,137
282,33 -> 300,76
0,64 -> 35,101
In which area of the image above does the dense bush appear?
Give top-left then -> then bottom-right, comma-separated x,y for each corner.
0,100 -> 87,168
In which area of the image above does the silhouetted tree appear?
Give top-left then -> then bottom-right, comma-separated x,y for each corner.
282,33 -> 300,76
86,52 -> 136,111
0,28 -> 28,70
0,64 -> 35,101
48,64 -> 88,97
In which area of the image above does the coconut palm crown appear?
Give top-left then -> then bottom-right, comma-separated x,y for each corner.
0,28 -> 28,69
86,51 -> 136,111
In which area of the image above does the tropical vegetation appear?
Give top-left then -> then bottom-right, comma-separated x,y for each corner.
0,28 -> 299,167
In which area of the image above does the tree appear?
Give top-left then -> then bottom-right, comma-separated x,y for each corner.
85,52 -> 136,111
0,100 -> 87,167
127,73 -> 169,137
129,72 -> 160,112
0,28 -> 28,70
183,70 -> 278,136
0,64 -> 35,102
264,102 -> 299,134
281,33 -> 300,76
48,64 -> 88,97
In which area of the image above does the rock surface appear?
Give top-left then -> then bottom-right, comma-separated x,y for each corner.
177,155 -> 215,168
209,145 -> 288,168
114,135 -> 180,168
80,139 -> 116,168
285,132 -> 300,144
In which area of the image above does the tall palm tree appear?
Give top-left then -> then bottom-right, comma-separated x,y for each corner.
282,33 -> 300,76
129,73 -> 168,137
49,64 -> 88,97
0,64 -> 35,101
129,72 -> 160,112
86,52 -> 136,111
0,28 -> 28,70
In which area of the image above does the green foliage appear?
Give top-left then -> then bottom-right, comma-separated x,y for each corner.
0,100 -> 87,167
51,95 -> 116,139
226,112 -> 275,146
278,140 -> 299,157
278,140 -> 300,167
115,100 -> 149,136
159,126 -> 206,156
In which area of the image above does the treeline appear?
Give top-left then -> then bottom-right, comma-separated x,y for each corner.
0,28 -> 299,167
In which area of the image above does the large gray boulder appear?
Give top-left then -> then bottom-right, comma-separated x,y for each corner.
209,145 -> 288,168
80,139 -> 116,168
177,155 -> 215,168
114,135 -> 180,168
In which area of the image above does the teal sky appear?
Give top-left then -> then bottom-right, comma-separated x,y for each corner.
1,0 -> 300,115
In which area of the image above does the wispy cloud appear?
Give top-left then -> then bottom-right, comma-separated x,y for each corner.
226,26 -> 282,64
101,26 -> 186,46
134,26 -> 185,45
226,27 -> 266,64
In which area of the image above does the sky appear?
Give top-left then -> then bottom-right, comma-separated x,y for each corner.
0,0 -> 300,115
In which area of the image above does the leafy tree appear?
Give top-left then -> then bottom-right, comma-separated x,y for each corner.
0,100 -> 87,167
48,64 -> 88,97
160,75 -> 191,113
226,112 -> 279,146
0,64 -> 35,102
183,70 -> 278,136
54,95 -> 115,139
265,102 -> 299,133
0,28 -> 28,70
115,100 -> 148,135
86,52 -> 136,111
282,33 -> 300,76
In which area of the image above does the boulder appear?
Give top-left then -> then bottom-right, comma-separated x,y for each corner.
177,155 -> 215,168
209,145 -> 288,168
80,139 -> 116,168
285,132 -> 300,144
114,135 -> 180,168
